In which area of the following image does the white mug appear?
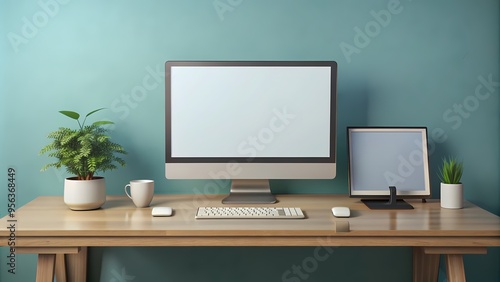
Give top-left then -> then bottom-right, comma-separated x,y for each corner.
124,180 -> 154,208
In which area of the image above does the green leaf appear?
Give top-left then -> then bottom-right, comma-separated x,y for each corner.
86,108 -> 106,118
93,121 -> 114,126
438,157 -> 463,184
40,108 -> 127,179
59,111 -> 80,120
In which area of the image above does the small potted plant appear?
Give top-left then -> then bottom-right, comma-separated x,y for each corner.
40,108 -> 127,210
438,157 -> 464,209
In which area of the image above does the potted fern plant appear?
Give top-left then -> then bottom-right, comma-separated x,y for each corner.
438,157 -> 464,209
40,108 -> 127,210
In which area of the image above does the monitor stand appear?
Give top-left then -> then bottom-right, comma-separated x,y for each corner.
362,186 -> 414,209
222,179 -> 277,204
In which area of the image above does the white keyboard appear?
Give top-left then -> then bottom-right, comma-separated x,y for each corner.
195,207 -> 305,219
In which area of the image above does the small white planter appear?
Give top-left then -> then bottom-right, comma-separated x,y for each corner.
64,177 -> 106,210
440,183 -> 463,209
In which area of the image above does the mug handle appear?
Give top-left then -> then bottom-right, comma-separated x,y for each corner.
124,184 -> 132,199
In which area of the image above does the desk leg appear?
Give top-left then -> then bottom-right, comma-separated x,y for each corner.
413,247 -> 439,282
66,246 -> 88,282
36,254 -> 56,282
445,254 -> 466,282
419,247 -> 486,282
17,247 -> 84,282
56,254 -> 67,282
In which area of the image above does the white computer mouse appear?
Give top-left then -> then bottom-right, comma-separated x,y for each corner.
332,207 -> 350,218
152,207 -> 173,217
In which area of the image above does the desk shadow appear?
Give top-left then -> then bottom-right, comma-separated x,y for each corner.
87,247 -> 103,281
347,210 -> 360,218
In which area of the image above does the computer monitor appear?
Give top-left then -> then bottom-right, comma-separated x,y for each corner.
165,61 -> 338,204
347,127 -> 431,209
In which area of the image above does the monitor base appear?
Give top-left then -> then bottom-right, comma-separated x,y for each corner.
222,179 -> 277,204
361,186 -> 414,210
362,199 -> 414,209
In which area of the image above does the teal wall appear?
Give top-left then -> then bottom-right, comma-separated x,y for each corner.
1,0 -> 499,281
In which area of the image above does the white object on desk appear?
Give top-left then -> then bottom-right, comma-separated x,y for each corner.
152,207 -> 173,217
332,207 -> 350,218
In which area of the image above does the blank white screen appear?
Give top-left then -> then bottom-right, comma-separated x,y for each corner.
350,131 -> 427,192
170,66 -> 332,158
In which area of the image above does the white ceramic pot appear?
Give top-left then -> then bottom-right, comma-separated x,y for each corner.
64,177 -> 106,210
440,183 -> 463,209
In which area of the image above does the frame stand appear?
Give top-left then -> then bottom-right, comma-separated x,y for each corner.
222,179 -> 277,204
362,186 -> 414,209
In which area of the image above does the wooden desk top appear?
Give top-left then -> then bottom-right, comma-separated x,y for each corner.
1,194 -> 499,247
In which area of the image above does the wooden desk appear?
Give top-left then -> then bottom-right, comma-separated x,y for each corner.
1,194 -> 499,282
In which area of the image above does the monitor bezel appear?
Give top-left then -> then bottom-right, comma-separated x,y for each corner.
347,126 -> 431,199
165,60 -> 338,168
